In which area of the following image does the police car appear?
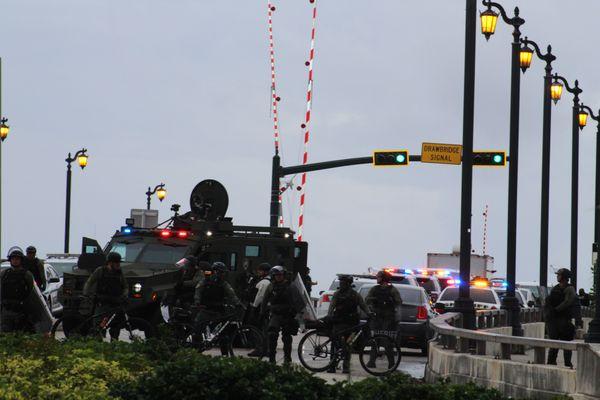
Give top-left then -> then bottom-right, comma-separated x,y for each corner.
436,278 -> 502,311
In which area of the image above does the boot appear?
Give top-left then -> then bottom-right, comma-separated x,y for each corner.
282,335 -> 293,364
564,350 -> 573,368
268,333 -> 278,364
547,348 -> 558,365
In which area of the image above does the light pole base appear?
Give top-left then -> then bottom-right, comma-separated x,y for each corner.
585,319 -> 600,343
454,297 -> 476,330
501,295 -> 523,337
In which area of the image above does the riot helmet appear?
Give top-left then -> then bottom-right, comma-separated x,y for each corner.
270,265 -> 286,282
8,248 -> 24,260
107,252 -> 122,263
376,270 -> 392,284
556,268 -> 572,282
338,275 -> 354,290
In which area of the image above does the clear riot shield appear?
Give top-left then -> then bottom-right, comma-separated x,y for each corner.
292,273 -> 317,322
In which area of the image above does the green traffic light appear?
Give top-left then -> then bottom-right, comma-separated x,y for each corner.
493,154 -> 503,164
396,154 -> 406,163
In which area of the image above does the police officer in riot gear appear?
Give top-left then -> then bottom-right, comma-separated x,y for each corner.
247,263 -> 272,357
261,266 -> 304,364
194,261 -> 241,355
0,248 -> 35,333
23,246 -> 46,291
545,268 -> 577,367
83,252 -> 129,340
327,275 -> 371,373
365,270 -> 402,367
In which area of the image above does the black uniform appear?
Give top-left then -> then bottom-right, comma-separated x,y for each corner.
194,278 -> 241,355
0,267 -> 35,333
83,266 -> 129,339
23,257 -> 46,291
545,283 -> 576,366
366,284 -> 402,334
262,279 -> 304,363
328,287 -> 369,372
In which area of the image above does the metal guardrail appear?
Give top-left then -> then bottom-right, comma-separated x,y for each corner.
432,309 -> 577,363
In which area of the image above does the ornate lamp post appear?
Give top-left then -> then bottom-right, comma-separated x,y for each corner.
64,149 -> 88,253
0,57 -> 10,259
551,74 -> 584,288
146,183 -> 167,210
519,37 -> 556,289
579,103 -> 600,343
480,0 -> 525,336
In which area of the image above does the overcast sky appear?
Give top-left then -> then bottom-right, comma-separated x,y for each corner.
1,0 -> 599,291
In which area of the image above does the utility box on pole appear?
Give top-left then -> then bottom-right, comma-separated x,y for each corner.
130,209 -> 158,229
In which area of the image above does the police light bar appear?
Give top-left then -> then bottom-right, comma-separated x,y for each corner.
471,278 -> 490,288
121,226 -> 133,234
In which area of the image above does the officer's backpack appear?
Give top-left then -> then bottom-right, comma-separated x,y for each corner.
1,268 -> 30,303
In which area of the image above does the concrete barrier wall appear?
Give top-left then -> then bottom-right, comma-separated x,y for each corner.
427,323 -> 600,400
426,345 -> 578,400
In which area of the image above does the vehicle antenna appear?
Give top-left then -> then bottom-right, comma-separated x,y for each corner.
267,2 -> 285,227
297,0 -> 318,242
482,204 -> 489,256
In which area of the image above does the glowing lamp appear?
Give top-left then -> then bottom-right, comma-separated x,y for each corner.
579,110 -> 589,130
550,81 -> 563,104
519,45 -> 534,73
156,186 -> 167,201
0,120 -> 9,141
77,153 -> 88,169
160,230 -> 172,238
480,8 -> 499,40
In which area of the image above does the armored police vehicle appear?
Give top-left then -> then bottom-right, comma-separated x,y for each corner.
59,180 -> 308,328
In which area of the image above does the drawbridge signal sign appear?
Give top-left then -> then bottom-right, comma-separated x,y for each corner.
372,150 -> 409,167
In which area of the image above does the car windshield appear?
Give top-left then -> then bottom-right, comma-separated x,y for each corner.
518,285 -> 540,298
496,290 -> 524,306
440,288 -> 497,304
47,261 -> 77,277
416,277 -> 437,293
106,241 -> 189,264
358,284 -> 424,306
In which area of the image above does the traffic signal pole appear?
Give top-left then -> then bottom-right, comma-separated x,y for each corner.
269,154 -> 422,228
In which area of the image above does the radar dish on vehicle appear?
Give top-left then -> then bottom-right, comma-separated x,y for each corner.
190,179 -> 229,220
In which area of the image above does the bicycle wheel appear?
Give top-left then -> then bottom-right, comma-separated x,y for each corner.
50,315 -> 90,339
297,330 -> 335,372
229,325 -> 264,357
358,334 -> 402,376
113,317 -> 156,341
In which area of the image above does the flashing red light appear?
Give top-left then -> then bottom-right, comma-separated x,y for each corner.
416,306 -> 428,320
160,230 -> 172,238
321,294 -> 331,303
177,231 -> 189,238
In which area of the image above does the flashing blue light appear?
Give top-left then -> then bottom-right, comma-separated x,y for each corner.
122,227 -> 132,234
404,269 -> 413,274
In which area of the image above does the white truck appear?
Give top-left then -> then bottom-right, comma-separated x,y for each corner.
427,249 -> 494,278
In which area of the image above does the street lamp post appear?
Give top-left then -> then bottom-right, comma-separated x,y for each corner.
480,0 -> 525,336
552,74 -> 584,289
0,58 -> 9,259
519,37 -> 556,289
146,183 -> 167,210
64,149 -> 88,253
579,104 -> 600,343
454,0 -> 478,330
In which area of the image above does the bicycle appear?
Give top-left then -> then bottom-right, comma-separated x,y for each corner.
51,301 -> 155,341
165,305 -> 264,357
297,319 -> 401,376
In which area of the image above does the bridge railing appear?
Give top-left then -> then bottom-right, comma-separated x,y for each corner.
433,310 -> 576,363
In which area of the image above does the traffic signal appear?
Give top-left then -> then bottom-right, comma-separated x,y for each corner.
472,151 -> 506,167
372,150 -> 409,167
